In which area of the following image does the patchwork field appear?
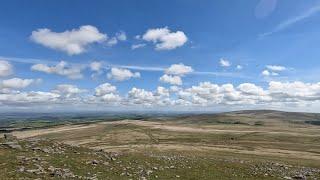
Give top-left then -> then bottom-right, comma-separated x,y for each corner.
1,110 -> 320,179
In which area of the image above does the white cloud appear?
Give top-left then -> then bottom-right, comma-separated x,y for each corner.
260,5 -> 320,37
106,31 -> 127,47
135,35 -> 141,39
126,87 -> 171,106
30,25 -> 107,55
106,37 -> 118,46
177,82 -> 270,106
266,65 -> 286,71
142,27 -> 188,50
262,67 -> 282,77
169,86 -> 181,92
0,60 -> 13,77
268,81 -> 320,101
90,61 -> 103,79
107,67 -> 140,81
236,65 -> 243,70
238,83 -> 266,96
127,87 -> 156,105
0,91 -> 60,105
131,43 -> 146,50
100,93 -> 121,102
159,74 -> 182,85
0,79 -> 320,110
0,78 -> 40,89
31,61 -> 84,79
93,83 -> 121,103
90,61 -> 103,72
52,84 -> 86,98
262,70 -> 270,76
155,86 -> 170,97
165,63 -> 193,76
133,87 -> 168,106
95,83 -> 117,97
116,31 -> 127,41
220,58 -> 231,67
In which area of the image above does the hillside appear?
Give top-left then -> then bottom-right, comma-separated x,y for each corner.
1,110 -> 320,179
167,110 -> 320,126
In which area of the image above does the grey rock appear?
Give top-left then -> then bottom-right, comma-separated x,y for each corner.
4,133 -> 17,141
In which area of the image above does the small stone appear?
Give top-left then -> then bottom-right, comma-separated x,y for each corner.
17,166 -> 25,172
283,176 -> 292,180
92,160 -> 99,164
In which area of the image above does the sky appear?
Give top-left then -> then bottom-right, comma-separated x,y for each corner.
1,0 -> 320,112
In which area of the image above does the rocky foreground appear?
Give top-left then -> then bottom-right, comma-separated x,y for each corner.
1,133 -> 320,179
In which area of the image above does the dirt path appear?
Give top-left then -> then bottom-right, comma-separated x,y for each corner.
12,124 -> 99,139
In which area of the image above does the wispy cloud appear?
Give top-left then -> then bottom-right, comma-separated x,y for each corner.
107,64 -> 165,72
192,71 -> 250,79
0,56 -> 55,64
107,64 -> 249,78
260,4 -> 320,37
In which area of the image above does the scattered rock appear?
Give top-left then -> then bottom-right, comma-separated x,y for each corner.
283,176 -> 292,180
1,141 -> 22,150
4,133 -> 17,141
292,174 -> 306,180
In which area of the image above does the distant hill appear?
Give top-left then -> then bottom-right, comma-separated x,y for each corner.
168,110 -> 320,126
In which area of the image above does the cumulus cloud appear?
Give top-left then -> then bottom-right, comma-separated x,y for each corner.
127,87 -> 155,105
30,25 -> 107,55
220,58 -> 231,67
90,61 -> 103,72
0,60 -> 13,77
1,80 -> 320,110
155,86 -> 170,97
52,84 -> 86,98
177,82 -> 270,106
175,81 -> 320,107
142,27 -> 188,50
127,87 -> 171,106
159,63 -> 193,86
159,74 -> 182,85
0,78 -> 40,89
94,83 -> 117,97
269,81 -> 320,101
107,67 -> 140,81
131,43 -> 146,50
89,61 -> 103,79
262,70 -> 270,76
31,61 -> 84,79
87,83 -> 121,104
0,91 -> 60,105
238,83 -> 266,96
165,63 -> 193,76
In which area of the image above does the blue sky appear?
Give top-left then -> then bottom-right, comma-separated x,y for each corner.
1,0 -> 320,112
